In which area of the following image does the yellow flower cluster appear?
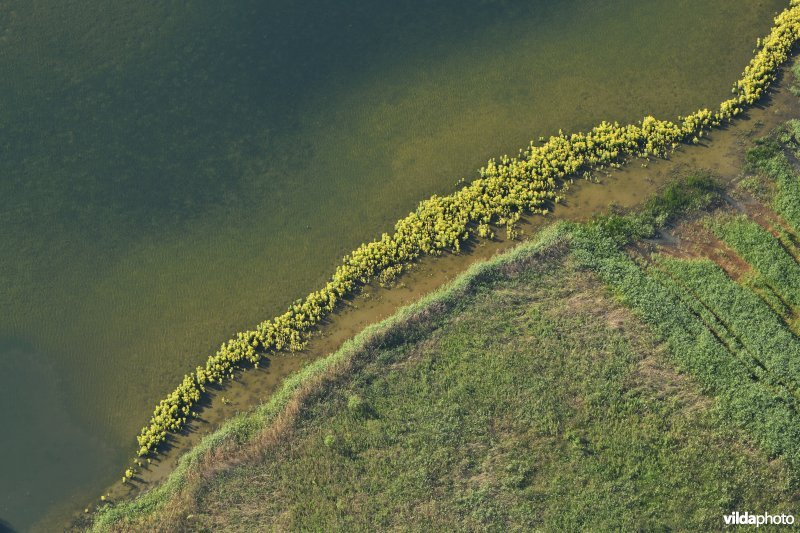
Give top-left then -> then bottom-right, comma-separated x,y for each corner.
134,2 -> 800,458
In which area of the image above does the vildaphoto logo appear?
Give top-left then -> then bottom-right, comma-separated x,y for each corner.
723,511 -> 795,527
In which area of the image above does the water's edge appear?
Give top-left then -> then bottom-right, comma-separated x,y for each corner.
79,62 -> 800,533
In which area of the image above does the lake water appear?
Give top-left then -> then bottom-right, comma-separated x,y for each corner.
0,0 -> 787,529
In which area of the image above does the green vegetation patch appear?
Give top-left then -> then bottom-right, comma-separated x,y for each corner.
564,172 -> 800,468
570,224 -> 800,467
589,171 -> 721,245
184,249 -> 794,532
94,163 -> 800,529
745,118 -> 800,229
651,256 -> 800,394
708,215 -> 800,309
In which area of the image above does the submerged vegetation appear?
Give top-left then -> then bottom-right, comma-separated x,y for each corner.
131,1 -> 800,462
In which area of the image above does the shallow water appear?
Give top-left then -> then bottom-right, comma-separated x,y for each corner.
0,0 -> 787,529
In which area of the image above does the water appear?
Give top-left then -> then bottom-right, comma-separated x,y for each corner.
0,0 -> 786,529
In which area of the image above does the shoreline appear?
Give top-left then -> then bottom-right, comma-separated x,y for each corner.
128,3 -> 800,470
63,60 -> 800,531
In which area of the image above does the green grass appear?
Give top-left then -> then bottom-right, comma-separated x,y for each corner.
745,119 -> 800,230
90,225 -> 565,530
741,270 -> 798,324
184,246 -> 796,532
708,215 -> 800,309
589,171 -> 721,246
569,224 -> 800,468
650,256 -> 800,394
643,262 -> 787,389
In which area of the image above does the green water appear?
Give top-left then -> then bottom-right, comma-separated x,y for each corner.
0,0 -> 786,529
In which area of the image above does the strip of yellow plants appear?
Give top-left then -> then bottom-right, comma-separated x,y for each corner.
131,2 -> 800,464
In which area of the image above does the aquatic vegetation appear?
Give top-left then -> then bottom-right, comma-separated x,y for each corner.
122,468 -> 136,484
133,2 -> 800,459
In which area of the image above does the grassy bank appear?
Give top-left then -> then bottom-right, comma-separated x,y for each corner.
92,147 -> 800,529
156,236 -> 797,531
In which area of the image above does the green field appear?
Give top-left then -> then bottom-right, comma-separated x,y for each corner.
93,124 -> 800,530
